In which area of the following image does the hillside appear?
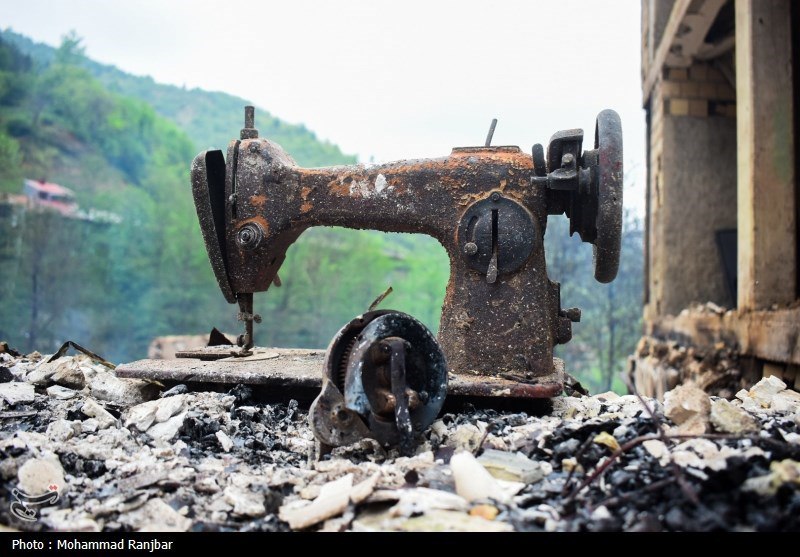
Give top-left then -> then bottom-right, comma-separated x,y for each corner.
1,29 -> 355,168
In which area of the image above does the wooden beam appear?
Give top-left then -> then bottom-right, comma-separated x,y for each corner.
648,305 -> 800,365
664,0 -> 728,67
736,0 -> 797,310
642,0 -> 692,105
642,0 -> 728,104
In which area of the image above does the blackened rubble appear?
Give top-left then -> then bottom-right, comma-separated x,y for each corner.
0,349 -> 798,532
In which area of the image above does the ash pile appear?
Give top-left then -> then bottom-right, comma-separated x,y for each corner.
1,346 -> 799,532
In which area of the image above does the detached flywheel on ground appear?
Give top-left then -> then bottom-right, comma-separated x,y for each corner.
309,310 -> 448,454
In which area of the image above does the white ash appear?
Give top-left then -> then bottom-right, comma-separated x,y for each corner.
0,353 -> 798,532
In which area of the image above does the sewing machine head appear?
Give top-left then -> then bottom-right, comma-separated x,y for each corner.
191,107 -> 622,396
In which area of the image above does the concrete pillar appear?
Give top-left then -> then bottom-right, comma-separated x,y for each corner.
644,59 -> 739,320
735,0 -> 796,310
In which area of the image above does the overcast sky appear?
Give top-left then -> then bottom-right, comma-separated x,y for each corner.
2,0 -> 646,212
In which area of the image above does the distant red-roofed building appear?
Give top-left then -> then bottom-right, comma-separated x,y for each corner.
23,179 -> 79,216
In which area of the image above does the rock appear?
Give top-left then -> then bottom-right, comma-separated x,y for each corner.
664,384 -> 710,432
27,356 -> 90,389
710,399 -> 759,434
477,449 -> 544,484
117,470 -> 169,492
215,430 -> 234,452
147,413 -> 187,443
279,474 -> 353,530
279,472 -> 378,530
742,459 -> 800,496
299,485 -> 321,500
593,391 -> 620,402
124,395 -> 187,432
770,459 -> 800,487
223,486 -> 266,518
593,431 -> 621,452
612,423 -> 631,438
81,398 -> 117,429
737,376 -> 787,411
675,414 -> 710,435
450,451 -> 505,502
554,438 -> 580,457
552,397 -> 585,419
613,395 -> 659,418
350,472 -> 380,504
51,364 -> 86,390
84,368 -> 159,406
429,419 -> 447,440
26,359 -> 69,385
46,385 -> 79,400
562,458 -> 582,473
581,397 -> 601,418
81,419 -> 99,433
448,423 -> 486,452
0,382 -> 35,406
46,419 -> 81,442
385,487 -> 469,517
741,474 -> 774,496
123,498 -> 191,532
591,505 -> 613,521
669,438 -> 763,471
194,477 -> 220,494
17,457 -> 66,495
11,431 -> 48,452
771,389 -> 800,414
643,440 -> 669,463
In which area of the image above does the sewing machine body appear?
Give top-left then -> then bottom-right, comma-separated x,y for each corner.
191,109 -> 622,395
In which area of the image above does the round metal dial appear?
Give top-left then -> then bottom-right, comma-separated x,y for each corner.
457,193 -> 536,282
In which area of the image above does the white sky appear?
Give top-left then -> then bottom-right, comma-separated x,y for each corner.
1,0 -> 646,213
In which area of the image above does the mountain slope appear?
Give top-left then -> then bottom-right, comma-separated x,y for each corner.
1,29 -> 355,167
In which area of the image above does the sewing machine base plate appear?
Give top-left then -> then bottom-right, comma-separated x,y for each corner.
116,347 -> 565,401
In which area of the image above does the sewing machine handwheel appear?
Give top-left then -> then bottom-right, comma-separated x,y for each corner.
592,109 -> 623,283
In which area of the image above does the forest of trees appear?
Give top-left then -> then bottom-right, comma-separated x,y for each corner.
0,31 -> 642,393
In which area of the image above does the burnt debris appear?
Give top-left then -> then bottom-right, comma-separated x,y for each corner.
1,349 -> 798,532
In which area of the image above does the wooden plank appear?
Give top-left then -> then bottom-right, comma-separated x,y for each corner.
642,0 -> 692,105
648,305 -> 800,365
117,347 -> 565,400
735,0 -> 797,310
642,0 -> 729,104
664,0 -> 728,67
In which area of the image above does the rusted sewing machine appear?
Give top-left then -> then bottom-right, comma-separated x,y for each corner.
118,106 -> 622,423
189,107 -> 621,392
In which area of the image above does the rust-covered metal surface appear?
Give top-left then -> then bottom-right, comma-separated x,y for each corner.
190,108 -> 623,393
309,310 -> 448,452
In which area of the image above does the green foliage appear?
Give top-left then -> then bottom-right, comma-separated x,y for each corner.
256,229 -> 448,348
545,209 -> 644,393
1,29 -> 356,168
0,132 -> 22,192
